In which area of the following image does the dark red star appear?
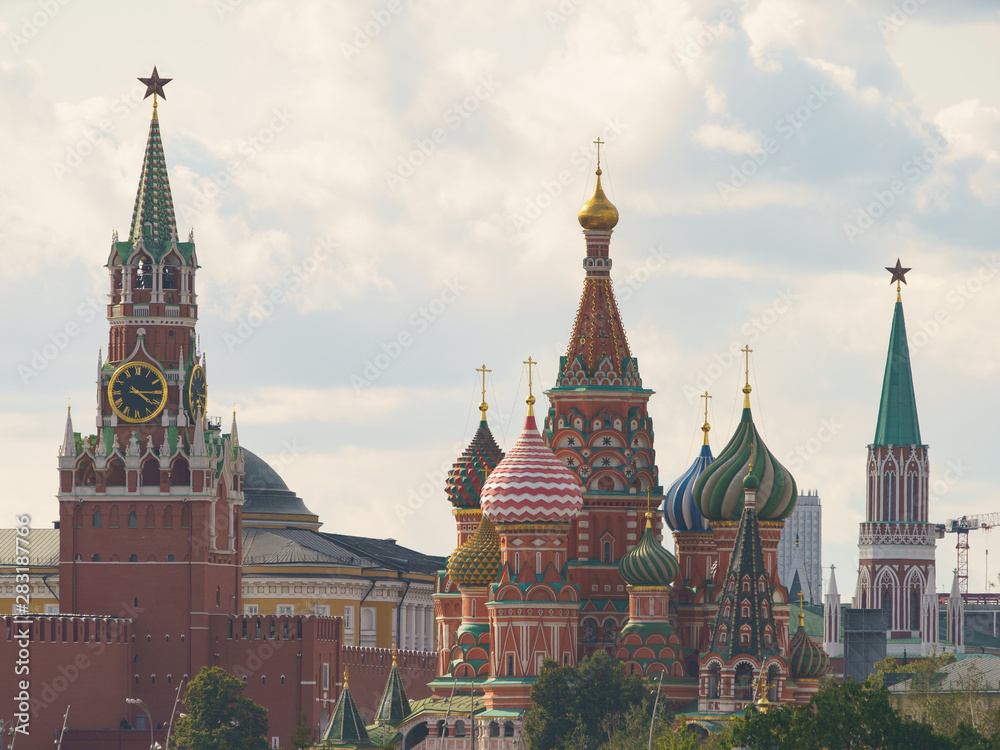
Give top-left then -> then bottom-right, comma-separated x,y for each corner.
138,67 -> 172,101
885,258 -> 911,286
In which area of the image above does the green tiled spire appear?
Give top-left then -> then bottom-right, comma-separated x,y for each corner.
374,652 -> 411,725
129,111 -> 178,249
873,298 -> 921,446
322,673 -> 371,747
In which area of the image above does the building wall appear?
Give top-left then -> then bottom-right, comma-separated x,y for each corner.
777,491 -> 822,603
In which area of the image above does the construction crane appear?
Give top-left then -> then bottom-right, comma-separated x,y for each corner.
942,514 -> 1000,594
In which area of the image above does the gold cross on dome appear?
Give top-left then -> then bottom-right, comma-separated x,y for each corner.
593,137 -> 604,168
523,357 -> 538,412
476,364 -> 491,419
741,345 -> 752,388
701,391 -> 711,423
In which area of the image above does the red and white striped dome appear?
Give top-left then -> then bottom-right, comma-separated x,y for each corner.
481,412 -> 583,524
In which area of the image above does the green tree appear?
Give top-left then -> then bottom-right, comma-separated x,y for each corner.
290,711 -> 315,750
525,652 -> 653,750
172,666 -> 269,750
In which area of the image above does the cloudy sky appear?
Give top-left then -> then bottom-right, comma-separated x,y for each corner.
3,0 -> 1000,598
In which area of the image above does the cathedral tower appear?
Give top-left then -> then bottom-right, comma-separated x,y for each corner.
855,261 -> 935,640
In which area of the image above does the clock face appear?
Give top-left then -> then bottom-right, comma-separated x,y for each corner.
187,364 -> 207,419
108,362 -> 168,423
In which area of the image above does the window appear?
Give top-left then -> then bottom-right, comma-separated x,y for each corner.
507,655 -> 515,676
343,606 -> 354,630
45,604 -> 59,614
166,554 -> 174,562
602,541 -> 612,563
129,555 -> 138,562
92,554 -> 101,562
314,604 -> 330,617
92,509 -> 101,527
454,721 -> 466,738
271,738 -> 280,750
128,508 -> 138,528
163,506 -> 174,528
322,663 -> 329,691
277,604 -> 294,616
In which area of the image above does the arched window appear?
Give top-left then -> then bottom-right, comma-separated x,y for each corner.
536,551 -> 542,574
707,663 -> 721,699
135,254 -> 153,290
602,618 -> 618,644
162,257 -> 179,290
602,541 -> 612,563
884,471 -> 895,521
141,458 -> 159,487
907,472 -> 917,521
582,618 -> 598,643
454,721 -> 466,737
77,459 -> 96,487
92,508 -> 102,528
162,506 -> 173,528
180,506 -> 191,529
145,505 -> 155,529
129,554 -> 138,562
504,722 -> 515,737
109,506 -> 120,528
128,507 -> 138,528
92,553 -> 101,562
106,459 -> 126,487
170,459 -> 190,487
489,722 -> 500,738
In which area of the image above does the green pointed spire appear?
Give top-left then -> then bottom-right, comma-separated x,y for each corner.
129,112 -> 178,250
323,673 -> 372,746
873,298 -> 921,446
374,652 -> 411,725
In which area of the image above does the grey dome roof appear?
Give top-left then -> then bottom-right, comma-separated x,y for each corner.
242,448 -> 318,525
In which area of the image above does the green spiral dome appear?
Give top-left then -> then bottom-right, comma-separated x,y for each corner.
618,514 -> 679,588
694,404 -> 797,521
789,622 -> 830,679
447,515 -> 501,587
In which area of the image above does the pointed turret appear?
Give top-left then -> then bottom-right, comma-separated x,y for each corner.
947,569 -> 964,652
374,650 -> 411,726
60,405 -> 76,457
873,279 -> 921,446
824,565 -> 843,657
322,670 -> 372,746
230,407 -> 240,447
129,97 -> 178,250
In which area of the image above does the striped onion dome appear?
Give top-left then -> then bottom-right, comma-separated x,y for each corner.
789,613 -> 829,679
664,443 -> 713,533
447,514 -> 501,586
693,401 -> 797,522
481,409 -> 583,524
618,513 -> 679,588
446,418 -> 504,509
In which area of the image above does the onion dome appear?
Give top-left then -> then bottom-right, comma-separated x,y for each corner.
664,413 -> 714,533
481,404 -> 583,525
447,515 -> 501,586
694,383 -> 796,522
446,416 -> 503,510
788,605 -> 829,679
578,167 -> 619,231
618,513 -> 679,588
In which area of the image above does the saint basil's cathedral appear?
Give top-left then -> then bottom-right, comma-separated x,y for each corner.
3,70 -> 951,749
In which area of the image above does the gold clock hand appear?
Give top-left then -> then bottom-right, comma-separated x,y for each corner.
129,387 -> 155,405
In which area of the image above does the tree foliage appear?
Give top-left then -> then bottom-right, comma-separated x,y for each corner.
289,711 -> 315,750
172,666 -> 269,750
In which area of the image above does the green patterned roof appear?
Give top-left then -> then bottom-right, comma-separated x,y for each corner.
129,112 -> 178,252
618,514 -> 678,588
873,299 -> 922,446
447,515 -> 501,586
788,622 -> 829,679
447,420 -> 504,509
374,658 -> 411,726
694,402 -> 796,522
322,682 -> 372,746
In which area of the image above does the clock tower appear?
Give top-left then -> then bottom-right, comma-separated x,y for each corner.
56,69 -> 244,722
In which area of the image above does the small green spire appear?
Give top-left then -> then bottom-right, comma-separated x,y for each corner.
129,112 -> 178,250
374,650 -> 411,725
873,298 -> 921,446
323,671 -> 371,746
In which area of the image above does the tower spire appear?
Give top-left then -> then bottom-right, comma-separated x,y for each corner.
60,403 -> 76,457
874,262 -> 921,446
130,68 -> 177,249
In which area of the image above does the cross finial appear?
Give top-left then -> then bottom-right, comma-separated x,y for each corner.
741,345 -> 753,407
593,137 -> 604,169
797,590 -> 805,627
747,440 -> 755,472
523,357 -> 537,415
476,364 -> 492,421
701,391 -> 712,445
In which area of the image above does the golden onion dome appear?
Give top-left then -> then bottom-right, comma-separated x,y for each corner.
578,168 -> 619,231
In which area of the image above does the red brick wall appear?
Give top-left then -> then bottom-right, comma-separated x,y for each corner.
342,647 -> 437,723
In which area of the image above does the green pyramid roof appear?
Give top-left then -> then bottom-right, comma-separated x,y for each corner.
873,299 -> 922,446
129,112 -> 178,252
323,683 -> 372,747
374,660 -> 411,726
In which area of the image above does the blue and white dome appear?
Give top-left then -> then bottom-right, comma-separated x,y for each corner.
663,443 -> 713,533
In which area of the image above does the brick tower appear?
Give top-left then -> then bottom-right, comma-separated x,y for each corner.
855,261 -> 935,643
56,71 -> 244,727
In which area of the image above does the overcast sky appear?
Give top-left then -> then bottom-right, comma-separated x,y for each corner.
3,0 -> 1000,598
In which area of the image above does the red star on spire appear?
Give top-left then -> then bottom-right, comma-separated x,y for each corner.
138,67 -> 172,101
885,258 -> 911,286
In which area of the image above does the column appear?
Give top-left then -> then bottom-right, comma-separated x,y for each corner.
407,604 -> 417,650
398,604 -> 407,650
426,607 -> 435,651
416,605 -> 426,652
